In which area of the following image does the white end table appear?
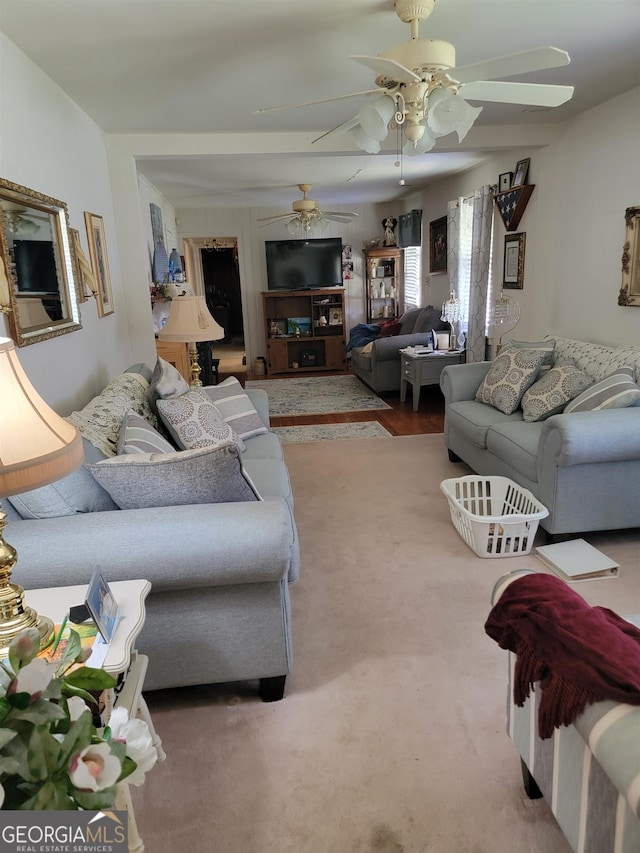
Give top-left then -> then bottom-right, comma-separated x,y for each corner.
26,579 -> 164,853
400,349 -> 465,411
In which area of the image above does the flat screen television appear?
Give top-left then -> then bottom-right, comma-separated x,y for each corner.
13,240 -> 59,294
265,237 -> 343,291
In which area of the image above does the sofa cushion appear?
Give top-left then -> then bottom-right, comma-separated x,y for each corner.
65,371 -> 157,457
504,339 -> 555,373
241,432 -> 284,462
6,438 -> 118,519
87,443 -> 259,509
398,307 -> 423,335
412,307 -> 448,335
242,458 -> 293,505
147,357 -> 190,415
118,410 -> 176,454
157,388 -> 243,451
550,337 -> 640,382
476,348 -> 546,415
446,400 -> 524,449
486,421 -> 545,482
564,367 -> 640,413
521,365 -> 593,422
203,377 -> 269,441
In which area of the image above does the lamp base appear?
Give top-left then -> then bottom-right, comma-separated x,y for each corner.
0,511 -> 55,658
188,344 -> 203,387
0,584 -> 54,659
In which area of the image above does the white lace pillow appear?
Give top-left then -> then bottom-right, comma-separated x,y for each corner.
157,388 -> 244,451
475,348 -> 546,415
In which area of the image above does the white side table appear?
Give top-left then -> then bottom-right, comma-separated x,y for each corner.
26,579 -> 164,853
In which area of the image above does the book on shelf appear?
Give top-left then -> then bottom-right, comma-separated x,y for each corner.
534,538 -> 619,582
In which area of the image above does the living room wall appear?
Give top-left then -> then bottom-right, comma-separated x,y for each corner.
0,34 -> 137,413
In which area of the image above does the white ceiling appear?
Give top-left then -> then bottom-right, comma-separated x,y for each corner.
1,0 -> 639,209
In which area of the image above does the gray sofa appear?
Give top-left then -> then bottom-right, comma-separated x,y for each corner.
441,336 -> 640,538
350,305 -> 450,393
4,364 -> 299,701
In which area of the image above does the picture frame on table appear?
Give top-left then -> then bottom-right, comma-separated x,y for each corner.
287,317 -> 311,336
429,216 -> 447,273
512,158 -> 531,188
503,232 -> 526,290
84,211 -> 114,318
498,172 -> 513,192
268,318 -> 287,338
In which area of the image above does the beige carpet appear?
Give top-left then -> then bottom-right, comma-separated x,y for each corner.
133,435 -> 640,852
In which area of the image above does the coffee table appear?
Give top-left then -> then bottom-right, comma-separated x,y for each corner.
400,349 -> 465,411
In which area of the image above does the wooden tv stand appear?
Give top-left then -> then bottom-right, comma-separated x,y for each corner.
262,288 -> 347,375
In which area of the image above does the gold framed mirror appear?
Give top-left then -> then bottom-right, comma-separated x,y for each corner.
0,178 -> 82,346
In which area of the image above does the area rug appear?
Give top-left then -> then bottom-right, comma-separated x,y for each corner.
245,375 -> 391,416
272,421 -> 392,444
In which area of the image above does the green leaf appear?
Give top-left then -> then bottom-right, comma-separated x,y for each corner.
21,781 -> 76,810
0,754 -> 20,775
60,682 -> 98,706
57,710 -> 94,769
7,692 -> 31,710
72,784 -> 118,810
0,726 -> 17,749
117,755 -> 137,783
13,697 -> 66,725
26,726 -> 62,782
64,667 -> 116,691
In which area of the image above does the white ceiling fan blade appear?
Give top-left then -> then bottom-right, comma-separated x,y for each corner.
322,213 -> 359,223
312,115 -> 361,144
351,54 -> 421,83
254,90 -> 379,115
460,80 -> 574,107
256,213 -> 296,223
452,47 -> 570,84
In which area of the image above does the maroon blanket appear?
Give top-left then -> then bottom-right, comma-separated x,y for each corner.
485,573 -> 640,738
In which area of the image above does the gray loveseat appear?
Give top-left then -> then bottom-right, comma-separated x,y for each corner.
441,336 -> 640,538
4,364 -> 299,701
350,305 -> 450,393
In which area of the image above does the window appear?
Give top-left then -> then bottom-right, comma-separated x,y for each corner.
402,246 -> 421,313
454,196 -> 494,335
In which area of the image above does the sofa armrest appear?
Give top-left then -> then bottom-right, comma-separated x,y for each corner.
440,361 -> 492,403
371,333 -> 433,363
538,408 -> 640,468
245,387 -> 270,428
10,500 -> 298,592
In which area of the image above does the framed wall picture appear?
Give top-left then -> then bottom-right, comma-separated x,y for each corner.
84,211 -> 114,317
503,232 -> 526,289
512,158 -> 530,187
429,216 -> 447,273
498,172 -> 513,192
619,205 -> 640,306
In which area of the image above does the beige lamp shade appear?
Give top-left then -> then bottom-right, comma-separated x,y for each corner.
158,295 -> 224,343
0,337 -> 84,497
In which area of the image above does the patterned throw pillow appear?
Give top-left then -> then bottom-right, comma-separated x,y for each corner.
521,365 -> 593,422
475,348 -> 547,415
65,372 -> 157,457
157,388 -> 243,451
147,357 -> 190,415
564,367 -> 640,413
503,339 -> 555,373
203,377 -> 269,441
118,410 -> 176,454
87,444 -> 259,509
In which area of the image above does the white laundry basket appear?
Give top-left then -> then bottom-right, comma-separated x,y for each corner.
440,476 -> 549,558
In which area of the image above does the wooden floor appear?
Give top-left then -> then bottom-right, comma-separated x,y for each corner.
224,367 -> 445,436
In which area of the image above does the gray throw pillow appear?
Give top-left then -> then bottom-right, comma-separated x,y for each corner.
398,307 -> 423,335
118,410 -> 176,455
7,438 -> 118,518
157,388 -> 243,451
87,443 -> 259,509
476,347 -> 547,415
521,365 -> 593,422
147,357 -> 190,415
564,367 -> 640,413
412,307 -> 447,335
202,377 -> 268,441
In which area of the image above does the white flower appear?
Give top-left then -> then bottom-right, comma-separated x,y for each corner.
0,781 -> 4,809
69,742 -> 121,792
67,696 -> 90,722
9,658 -> 57,702
108,707 -> 157,786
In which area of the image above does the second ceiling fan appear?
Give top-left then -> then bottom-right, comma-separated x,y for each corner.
257,185 -> 358,234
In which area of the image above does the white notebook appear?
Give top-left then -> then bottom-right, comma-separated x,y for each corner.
534,539 -> 619,582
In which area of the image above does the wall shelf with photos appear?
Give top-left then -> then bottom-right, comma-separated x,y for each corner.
262,288 -> 347,374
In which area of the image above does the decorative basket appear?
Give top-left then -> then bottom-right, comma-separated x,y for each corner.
440,476 -> 548,558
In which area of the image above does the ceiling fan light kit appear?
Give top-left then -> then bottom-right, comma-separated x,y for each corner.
257,0 -> 574,158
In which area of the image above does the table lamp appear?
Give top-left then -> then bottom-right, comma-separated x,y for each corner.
0,337 -> 84,656
157,295 -> 225,386
489,292 -> 521,352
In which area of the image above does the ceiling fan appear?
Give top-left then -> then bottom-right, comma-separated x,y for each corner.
256,0 -> 574,156
257,184 -> 359,234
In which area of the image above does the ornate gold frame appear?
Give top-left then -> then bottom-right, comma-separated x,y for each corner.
619,206 -> 640,307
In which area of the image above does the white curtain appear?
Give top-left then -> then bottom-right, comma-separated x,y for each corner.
447,186 -> 494,363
